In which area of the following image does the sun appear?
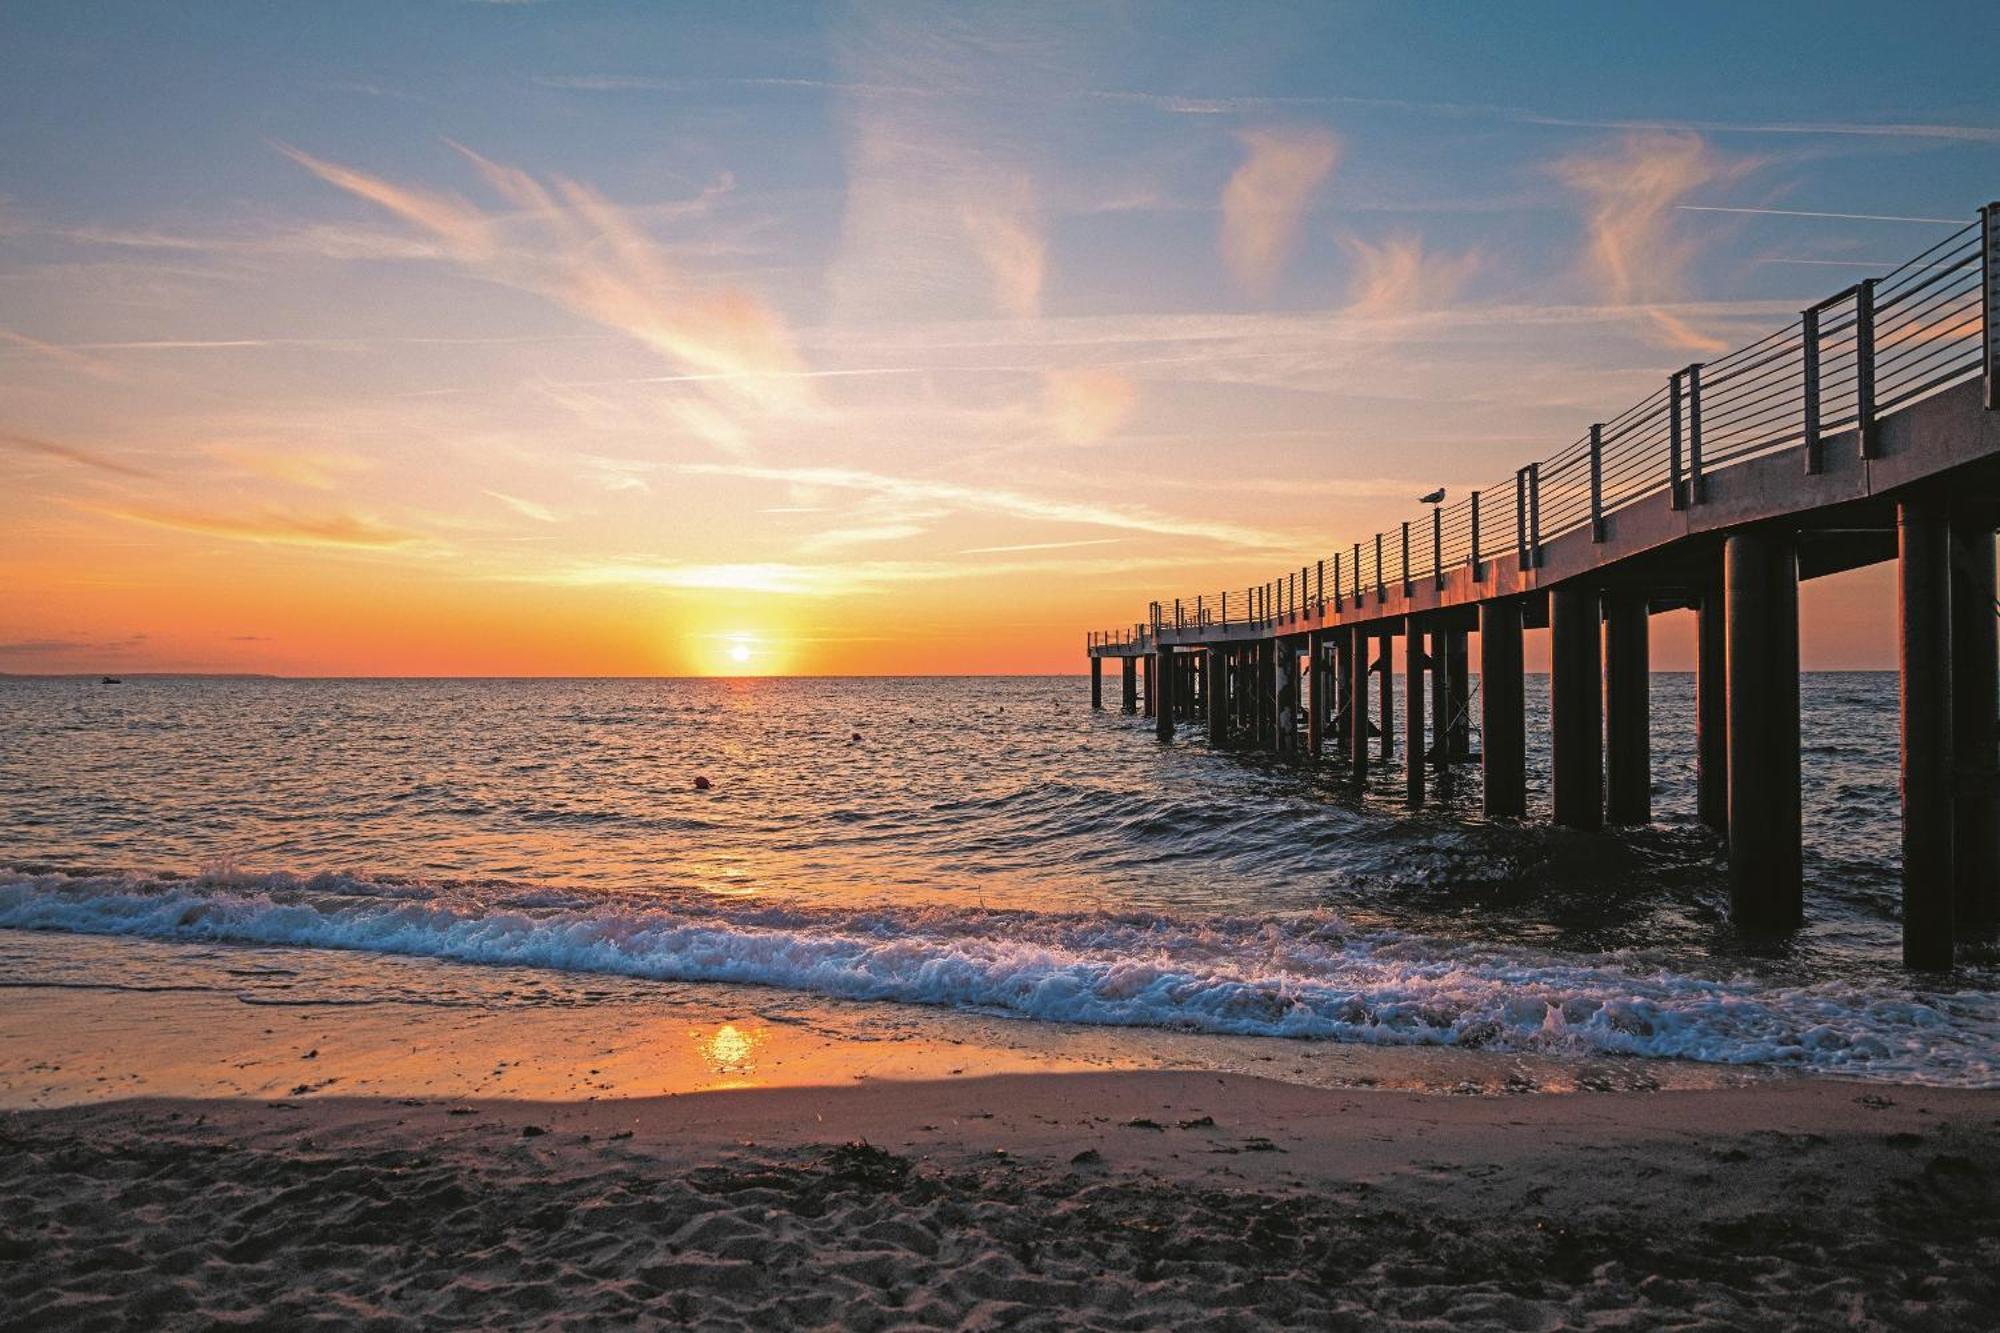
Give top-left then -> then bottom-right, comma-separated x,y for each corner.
685,625 -> 789,676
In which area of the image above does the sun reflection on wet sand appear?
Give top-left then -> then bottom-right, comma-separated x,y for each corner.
697,1022 -> 764,1088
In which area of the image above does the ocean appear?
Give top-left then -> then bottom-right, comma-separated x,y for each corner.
2,673 -> 1995,1086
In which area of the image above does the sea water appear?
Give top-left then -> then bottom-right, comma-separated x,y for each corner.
1,674 -> 1995,1086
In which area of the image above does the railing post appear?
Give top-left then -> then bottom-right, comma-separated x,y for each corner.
1803,304 -> 1823,474
1528,462 -> 1542,567
1400,522 -> 1411,597
1175,598 -> 1183,631
1432,506 -> 1444,590
1221,591 -> 1228,628
1352,543 -> 1361,602
1333,552 -> 1342,610
1669,372 -> 1687,510
1469,491 -> 1481,576
1316,558 -> 1325,614
1196,595 -> 1203,628
1589,422 -> 1607,541
1515,468 -> 1530,571
1375,533 -> 1385,602
1685,362 -> 1704,502
1856,277 -> 1879,459
1984,201 -> 1997,412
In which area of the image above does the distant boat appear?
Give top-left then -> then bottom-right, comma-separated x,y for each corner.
100,676 -> 121,685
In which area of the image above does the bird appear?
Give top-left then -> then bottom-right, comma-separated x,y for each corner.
1418,488 -> 1446,505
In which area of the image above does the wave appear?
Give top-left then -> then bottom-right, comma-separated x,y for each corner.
2,867 -> 1994,1086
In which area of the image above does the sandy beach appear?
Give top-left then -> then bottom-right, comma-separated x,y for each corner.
3,980 -> 1997,1329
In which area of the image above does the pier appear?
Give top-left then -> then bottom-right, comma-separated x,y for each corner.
1088,202 -> 2000,969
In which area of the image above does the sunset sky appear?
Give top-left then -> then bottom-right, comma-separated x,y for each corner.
4,1 -> 1997,676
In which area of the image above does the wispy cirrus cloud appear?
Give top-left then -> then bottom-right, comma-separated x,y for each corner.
1340,235 -> 1481,317
678,462 -> 1289,549
85,500 -> 423,550
483,489 -> 561,523
0,633 -> 147,657
1221,128 -> 1339,296
280,141 -> 804,455
205,443 -> 368,490
1,430 -> 156,479
962,172 -> 1044,319
1551,132 -> 1761,353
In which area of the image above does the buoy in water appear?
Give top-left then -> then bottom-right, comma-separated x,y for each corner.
693,775 -> 712,791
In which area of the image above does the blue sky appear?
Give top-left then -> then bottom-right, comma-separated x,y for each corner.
2,1 -> 1996,673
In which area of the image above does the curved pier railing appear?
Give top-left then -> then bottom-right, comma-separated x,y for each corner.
1088,203 -> 1996,647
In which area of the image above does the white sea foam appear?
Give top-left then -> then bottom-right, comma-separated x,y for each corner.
1,868 -> 1994,1086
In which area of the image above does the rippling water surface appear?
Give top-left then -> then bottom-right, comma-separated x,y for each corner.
2,674 -> 1995,1085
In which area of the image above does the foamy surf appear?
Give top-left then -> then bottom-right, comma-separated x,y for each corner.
2,867 -> 1994,1086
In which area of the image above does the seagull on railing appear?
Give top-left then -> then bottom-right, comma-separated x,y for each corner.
1418,488 -> 1446,505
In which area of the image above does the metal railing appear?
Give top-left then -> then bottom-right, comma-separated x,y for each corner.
1090,201 -> 1996,648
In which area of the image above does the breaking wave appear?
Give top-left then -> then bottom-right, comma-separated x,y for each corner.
3,867 -> 1993,1086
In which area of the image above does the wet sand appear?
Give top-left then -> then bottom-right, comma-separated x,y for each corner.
3,983 -> 1998,1328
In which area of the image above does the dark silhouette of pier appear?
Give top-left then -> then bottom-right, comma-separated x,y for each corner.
1088,202 -> 2000,969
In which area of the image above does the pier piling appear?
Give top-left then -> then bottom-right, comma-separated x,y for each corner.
1347,625 -> 1370,784
1550,587 -> 1603,831
1207,647 -> 1227,745
1605,591 -> 1651,825
1378,632 -> 1395,762
1951,517 -> 1999,926
1405,620 -> 1426,806
1307,630 -> 1328,758
1696,582 -> 1728,833
1900,500 -> 1955,966
1090,657 -> 1102,711
1725,530 -> 1803,930
1277,639 -> 1300,755
1155,647 -> 1174,743
1445,630 -> 1471,761
1480,599 -> 1526,818
1121,656 -> 1137,715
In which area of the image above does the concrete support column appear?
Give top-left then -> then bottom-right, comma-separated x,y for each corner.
1378,632 -> 1395,762
1230,650 -> 1245,737
1154,648 -> 1174,743
1725,530 -> 1803,931
1207,648 -> 1228,745
1405,620 -> 1426,807
1446,631 -> 1472,760
1899,502 -> 1954,966
1480,600 -> 1527,819
1604,591 -> 1651,826
1951,518 -> 1999,926
1431,627 -> 1457,795
1121,656 -> 1137,715
1276,640 -> 1300,755
1550,586 -> 1603,831
1141,653 -> 1154,719
1332,632 -> 1352,747
1306,631 -> 1327,758
1347,626 -> 1370,784
1695,583 -> 1728,834
1429,628 -> 1450,762
1257,639 -> 1276,749
1090,657 -> 1103,711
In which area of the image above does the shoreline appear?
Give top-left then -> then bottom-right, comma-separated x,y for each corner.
4,935 -> 1997,1326
6,1071 -> 1996,1328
